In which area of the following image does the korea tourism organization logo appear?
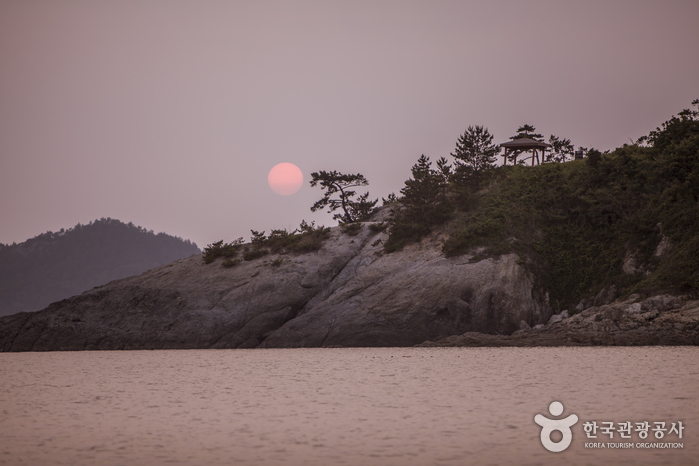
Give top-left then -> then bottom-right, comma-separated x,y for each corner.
534,401 -> 684,453
534,401 -> 578,452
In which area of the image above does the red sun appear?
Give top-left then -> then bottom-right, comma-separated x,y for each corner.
268,163 -> 303,196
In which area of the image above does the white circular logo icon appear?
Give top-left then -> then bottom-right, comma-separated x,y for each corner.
534,401 -> 579,452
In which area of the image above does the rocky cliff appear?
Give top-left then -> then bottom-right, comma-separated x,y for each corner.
0,218 -> 551,351
419,295 -> 699,347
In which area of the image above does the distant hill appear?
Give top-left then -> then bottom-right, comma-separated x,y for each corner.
0,218 -> 200,317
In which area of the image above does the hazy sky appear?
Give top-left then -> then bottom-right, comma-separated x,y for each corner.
2,1 -> 698,248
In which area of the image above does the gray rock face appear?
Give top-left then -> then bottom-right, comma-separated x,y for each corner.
622,250 -> 645,275
420,295 -> 699,347
547,310 -> 569,325
654,235 -> 672,257
0,224 -> 551,351
593,285 -> 617,306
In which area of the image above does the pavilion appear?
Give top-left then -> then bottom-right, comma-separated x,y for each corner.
499,137 -> 552,166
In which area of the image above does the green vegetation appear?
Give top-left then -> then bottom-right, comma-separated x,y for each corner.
203,238 -> 244,264
340,222 -> 363,236
222,258 -> 242,268
256,221 -> 331,254
510,124 -> 543,140
310,171 -> 378,223
243,248 -> 269,261
379,100 -> 699,309
368,222 -> 387,233
440,101 -> 699,308
213,101 -> 699,310
384,155 -> 453,252
204,220 -> 331,266
547,135 -> 576,163
451,125 -> 499,175
270,257 -> 284,267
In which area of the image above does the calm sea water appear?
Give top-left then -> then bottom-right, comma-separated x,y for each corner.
0,347 -> 697,465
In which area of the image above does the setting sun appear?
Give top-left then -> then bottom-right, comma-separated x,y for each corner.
268,163 -> 303,196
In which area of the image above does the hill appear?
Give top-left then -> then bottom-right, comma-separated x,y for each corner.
1,102 -> 698,350
0,212 -> 553,350
0,218 -> 200,316
386,100 -> 699,310
1,210 -> 696,352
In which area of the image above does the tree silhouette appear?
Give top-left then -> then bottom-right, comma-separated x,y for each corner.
451,125 -> 499,174
384,155 -> 452,251
400,155 -> 443,217
510,124 -> 544,141
310,171 -> 377,223
547,135 -> 575,163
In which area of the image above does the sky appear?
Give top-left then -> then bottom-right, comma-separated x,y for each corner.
1,0 -> 698,249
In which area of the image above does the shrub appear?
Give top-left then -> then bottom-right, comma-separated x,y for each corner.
368,222 -> 387,232
341,222 -> 363,236
243,248 -> 269,261
203,238 -> 244,264
242,221 -> 331,259
222,258 -> 241,268
382,193 -> 398,205
270,257 -> 283,267
250,230 -> 267,248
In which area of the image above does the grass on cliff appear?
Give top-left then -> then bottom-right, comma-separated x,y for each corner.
256,220 -> 331,254
203,220 -> 331,265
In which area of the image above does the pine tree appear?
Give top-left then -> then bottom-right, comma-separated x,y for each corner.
451,125 -> 499,174
547,135 -> 575,163
384,155 -> 452,252
510,124 -> 544,141
400,155 -> 442,218
310,171 -> 378,223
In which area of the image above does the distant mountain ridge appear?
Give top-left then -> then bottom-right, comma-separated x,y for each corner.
0,218 -> 200,317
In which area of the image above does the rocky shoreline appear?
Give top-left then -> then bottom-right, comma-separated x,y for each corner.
419,295 -> 699,347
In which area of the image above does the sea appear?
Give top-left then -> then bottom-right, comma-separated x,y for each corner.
0,347 -> 697,465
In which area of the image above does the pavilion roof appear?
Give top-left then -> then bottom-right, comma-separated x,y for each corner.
499,137 -> 552,150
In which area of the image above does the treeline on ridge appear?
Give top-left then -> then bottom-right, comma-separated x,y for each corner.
0,218 -> 201,316
205,101 -> 699,311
